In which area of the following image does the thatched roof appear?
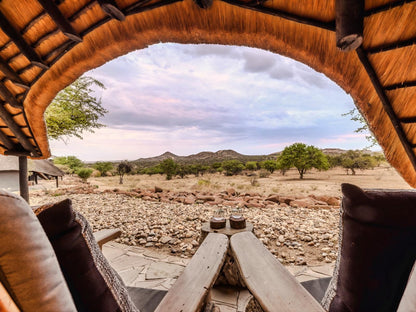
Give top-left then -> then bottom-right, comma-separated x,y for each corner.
0,1 -> 415,185
0,155 -> 64,177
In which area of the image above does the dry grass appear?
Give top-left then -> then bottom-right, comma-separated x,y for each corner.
40,164 -> 412,198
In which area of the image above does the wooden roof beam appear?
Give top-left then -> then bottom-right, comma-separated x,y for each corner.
0,103 -> 39,156
220,0 -> 335,31
336,0 -> 364,51
385,80 -> 416,91
37,0 -> 82,42
367,37 -> 416,54
0,128 -> 15,150
194,0 -> 213,9
399,117 -> 416,124
0,83 -> 22,109
0,58 -> 29,89
356,47 -> 416,170
98,0 -> 126,21
0,11 -> 48,69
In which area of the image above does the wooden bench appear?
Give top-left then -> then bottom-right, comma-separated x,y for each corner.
93,228 -> 122,250
155,233 -> 228,312
231,231 -> 325,312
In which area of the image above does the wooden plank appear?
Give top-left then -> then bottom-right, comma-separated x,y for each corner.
335,0 -> 364,51
37,0 -> 83,42
0,128 -> 14,150
231,232 -> 325,312
93,228 -> 122,250
19,156 -> 29,203
155,233 -> 229,312
0,11 -> 48,69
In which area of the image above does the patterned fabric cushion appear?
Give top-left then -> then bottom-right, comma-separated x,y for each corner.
322,183 -> 416,312
35,199 -> 139,312
0,190 -> 76,312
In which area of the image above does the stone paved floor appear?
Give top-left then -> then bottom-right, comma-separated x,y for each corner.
103,242 -> 335,310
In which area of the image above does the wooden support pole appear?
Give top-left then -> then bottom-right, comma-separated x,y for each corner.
193,0 -> 213,9
97,0 -> 126,21
55,176 -> 58,188
336,0 -> 364,51
0,83 -> 22,109
0,11 -> 48,69
19,156 -> 29,203
0,104 -> 39,156
37,0 -> 83,42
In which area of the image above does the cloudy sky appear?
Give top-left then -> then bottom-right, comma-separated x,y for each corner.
50,43 -> 372,161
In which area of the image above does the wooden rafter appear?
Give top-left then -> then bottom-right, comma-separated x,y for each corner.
385,80 -> 416,91
220,0 -> 335,31
0,58 -> 29,89
0,103 -> 38,156
37,0 -> 82,42
356,47 -> 416,170
336,0 -> 364,51
399,117 -> 416,124
98,0 -> 126,21
0,11 -> 48,69
125,0 -> 184,15
194,0 -> 213,9
0,128 -> 14,150
367,37 -> 416,54
365,0 -> 416,16
0,83 -> 22,108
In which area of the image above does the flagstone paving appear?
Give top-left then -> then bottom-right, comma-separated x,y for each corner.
103,242 -> 334,310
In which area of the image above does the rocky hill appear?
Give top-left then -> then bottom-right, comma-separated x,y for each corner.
134,149 -> 272,166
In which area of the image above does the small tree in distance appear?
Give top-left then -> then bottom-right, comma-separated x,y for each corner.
160,159 -> 178,180
76,168 -> 93,182
262,160 -> 278,174
222,160 -> 244,176
278,143 -> 329,179
117,161 -> 132,184
93,161 -> 113,177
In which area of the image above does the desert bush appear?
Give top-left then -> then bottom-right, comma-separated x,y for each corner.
198,179 -> 211,186
53,156 -> 83,173
261,160 -> 278,173
160,159 -> 178,180
245,161 -> 257,171
76,168 -> 93,182
259,170 -> 270,178
93,161 -> 113,177
222,160 -> 245,176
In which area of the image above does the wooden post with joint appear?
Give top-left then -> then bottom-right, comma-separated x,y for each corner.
19,156 -> 29,203
336,0 -> 364,51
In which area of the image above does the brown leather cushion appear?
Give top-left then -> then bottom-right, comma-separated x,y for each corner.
0,190 -> 76,312
35,199 -> 138,312
322,183 -> 416,312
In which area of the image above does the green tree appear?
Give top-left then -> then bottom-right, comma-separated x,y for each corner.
222,160 -> 244,176
93,161 -> 113,177
53,156 -> 83,173
245,161 -> 257,171
278,143 -> 329,179
117,161 -> 132,184
160,159 -> 178,180
343,107 -> 378,147
76,168 -> 93,182
340,150 -> 377,175
45,76 -> 108,141
261,160 -> 278,174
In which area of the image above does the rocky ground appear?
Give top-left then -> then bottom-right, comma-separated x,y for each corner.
31,185 -> 341,266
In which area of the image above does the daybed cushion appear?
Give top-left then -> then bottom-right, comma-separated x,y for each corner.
322,183 -> 416,312
0,190 -> 76,312
35,199 -> 138,312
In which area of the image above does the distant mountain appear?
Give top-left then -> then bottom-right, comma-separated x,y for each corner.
133,149 -> 271,166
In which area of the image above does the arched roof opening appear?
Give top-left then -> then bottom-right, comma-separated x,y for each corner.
0,0 -> 416,186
